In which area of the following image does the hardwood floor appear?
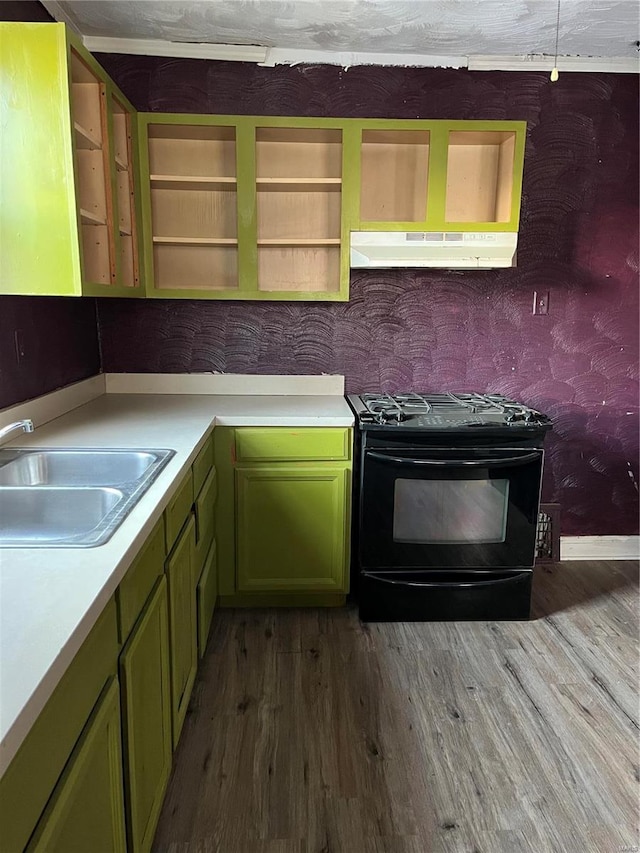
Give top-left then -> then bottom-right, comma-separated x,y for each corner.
153,561 -> 639,853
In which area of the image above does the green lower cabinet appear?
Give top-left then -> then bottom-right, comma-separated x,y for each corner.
235,465 -> 350,593
193,465 -> 217,581
119,575 -> 172,853
26,677 -> 126,853
197,538 -> 218,658
166,515 -> 198,748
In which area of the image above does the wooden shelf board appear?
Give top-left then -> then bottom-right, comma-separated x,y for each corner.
257,238 -> 341,246
74,121 -> 102,151
119,227 -> 132,236
152,236 -> 238,245
80,208 -> 106,226
256,177 -> 342,184
115,154 -> 128,171
150,175 -> 237,190
257,178 -> 342,193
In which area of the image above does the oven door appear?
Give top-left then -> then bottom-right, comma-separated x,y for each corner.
360,446 -> 543,569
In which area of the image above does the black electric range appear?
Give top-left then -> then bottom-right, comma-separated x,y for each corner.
347,392 -> 553,621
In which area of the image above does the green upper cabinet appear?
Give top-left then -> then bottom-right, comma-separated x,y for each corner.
0,22 -> 143,296
138,115 -> 352,301
354,120 -> 526,232
138,114 -> 525,300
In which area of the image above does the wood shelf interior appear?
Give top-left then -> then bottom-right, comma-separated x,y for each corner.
153,236 -> 237,245
112,96 -> 138,287
256,127 -> 342,179
151,188 -> 238,240
74,121 -> 102,151
445,131 -> 516,223
153,244 -> 238,291
258,246 -> 341,293
70,50 -> 112,285
360,129 -> 430,222
148,124 -> 236,178
148,124 -> 238,290
256,127 -> 342,293
150,176 -> 237,190
80,224 -> 110,284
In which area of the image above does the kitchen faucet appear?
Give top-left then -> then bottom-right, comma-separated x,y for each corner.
0,419 -> 35,445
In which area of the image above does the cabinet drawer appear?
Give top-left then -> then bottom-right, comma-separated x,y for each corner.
194,466 -> 217,579
0,599 -> 119,853
192,436 -> 214,500
164,470 -> 194,552
196,539 -> 217,658
117,518 -> 166,643
235,428 -> 351,462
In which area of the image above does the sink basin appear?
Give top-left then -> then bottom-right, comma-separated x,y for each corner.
0,449 -> 164,486
0,487 -> 125,546
0,448 -> 176,548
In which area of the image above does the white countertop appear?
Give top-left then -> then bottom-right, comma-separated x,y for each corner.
0,392 -> 354,776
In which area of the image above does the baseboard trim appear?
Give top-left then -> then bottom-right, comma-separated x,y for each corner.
560,535 -> 640,561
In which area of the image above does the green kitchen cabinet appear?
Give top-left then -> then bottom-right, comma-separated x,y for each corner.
194,464 -> 217,580
0,22 -> 143,296
215,427 -> 352,605
26,677 -> 127,853
0,599 -> 120,853
197,538 -> 218,658
236,465 -> 350,593
137,114 -> 525,301
165,515 -> 198,748
355,120 -> 526,232
119,576 -> 172,853
138,115 -> 353,301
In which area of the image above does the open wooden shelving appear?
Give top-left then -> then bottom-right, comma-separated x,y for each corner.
112,95 -> 139,287
69,49 -> 114,286
445,130 -> 516,223
255,127 -> 343,294
147,124 -> 238,291
360,129 -> 430,222
152,236 -> 238,245
80,208 -> 106,226
73,121 -> 102,151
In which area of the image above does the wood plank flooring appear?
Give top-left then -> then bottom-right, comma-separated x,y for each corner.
153,561 -> 639,853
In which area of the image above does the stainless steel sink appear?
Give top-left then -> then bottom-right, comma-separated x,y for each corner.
0,448 -> 175,548
0,449 -> 163,486
0,487 -> 125,546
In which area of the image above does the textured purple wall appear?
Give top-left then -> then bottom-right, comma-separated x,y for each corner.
0,2 -> 102,410
95,57 -> 639,537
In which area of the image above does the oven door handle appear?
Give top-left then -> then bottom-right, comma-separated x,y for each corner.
365,450 -> 540,468
362,571 -> 531,589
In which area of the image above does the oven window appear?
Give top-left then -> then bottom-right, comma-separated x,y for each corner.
393,478 -> 510,544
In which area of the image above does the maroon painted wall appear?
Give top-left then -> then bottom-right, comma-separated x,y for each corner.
0,2 -> 102,410
96,57 -> 639,537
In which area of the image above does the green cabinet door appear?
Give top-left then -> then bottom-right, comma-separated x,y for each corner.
26,677 -> 126,853
166,515 -> 198,748
119,575 -> 172,853
235,465 -> 350,592
0,22 -> 142,297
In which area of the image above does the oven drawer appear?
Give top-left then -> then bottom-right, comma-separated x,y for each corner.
235,428 -> 351,462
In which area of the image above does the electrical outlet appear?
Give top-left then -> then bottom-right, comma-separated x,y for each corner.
14,329 -> 26,363
533,290 -> 549,315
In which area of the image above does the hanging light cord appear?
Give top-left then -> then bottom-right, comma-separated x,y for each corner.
551,0 -> 561,80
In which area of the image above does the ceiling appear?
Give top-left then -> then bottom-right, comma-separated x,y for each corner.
45,0 -> 640,68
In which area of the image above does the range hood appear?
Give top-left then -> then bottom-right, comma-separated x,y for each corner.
350,231 -> 518,269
